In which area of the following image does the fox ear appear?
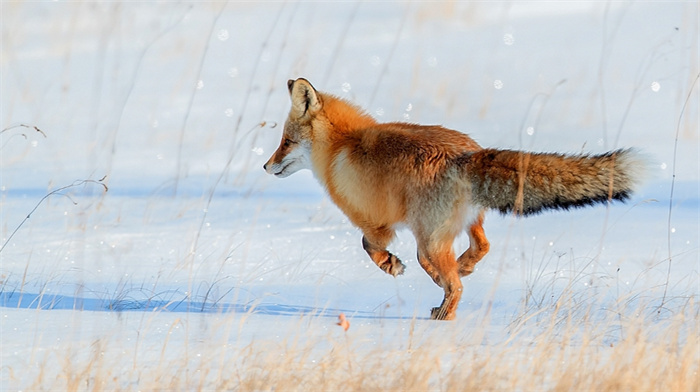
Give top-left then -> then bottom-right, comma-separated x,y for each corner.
288,78 -> 322,118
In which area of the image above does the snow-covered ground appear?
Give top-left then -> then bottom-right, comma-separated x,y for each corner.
1,2 -> 698,390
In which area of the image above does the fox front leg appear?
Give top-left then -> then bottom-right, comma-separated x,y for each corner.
361,231 -> 405,277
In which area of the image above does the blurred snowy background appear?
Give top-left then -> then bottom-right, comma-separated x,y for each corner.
1,1 -> 698,388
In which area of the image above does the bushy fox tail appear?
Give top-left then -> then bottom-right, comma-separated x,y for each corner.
462,148 -> 644,216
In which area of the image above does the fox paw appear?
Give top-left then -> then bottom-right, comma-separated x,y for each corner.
430,307 -> 455,321
379,254 -> 405,277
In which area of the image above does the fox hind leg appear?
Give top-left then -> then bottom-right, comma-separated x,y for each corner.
417,238 -> 462,320
429,249 -> 462,321
361,227 -> 405,277
457,211 -> 490,277
417,251 -> 442,287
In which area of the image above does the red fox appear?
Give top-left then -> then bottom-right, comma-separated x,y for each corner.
264,78 -> 643,320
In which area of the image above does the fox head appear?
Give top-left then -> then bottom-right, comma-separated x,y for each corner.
263,78 -> 322,178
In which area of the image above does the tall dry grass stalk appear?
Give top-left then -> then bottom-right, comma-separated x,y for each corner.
12,298 -> 698,391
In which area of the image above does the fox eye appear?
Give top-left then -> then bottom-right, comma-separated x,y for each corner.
283,138 -> 294,147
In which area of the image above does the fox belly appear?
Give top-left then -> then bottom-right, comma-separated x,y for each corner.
326,148 -> 408,229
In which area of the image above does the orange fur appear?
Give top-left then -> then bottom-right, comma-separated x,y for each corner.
264,78 -> 643,321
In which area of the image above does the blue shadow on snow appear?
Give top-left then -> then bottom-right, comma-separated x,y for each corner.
0,291 -> 427,320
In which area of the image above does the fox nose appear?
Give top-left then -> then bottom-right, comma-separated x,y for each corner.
263,163 -> 268,171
